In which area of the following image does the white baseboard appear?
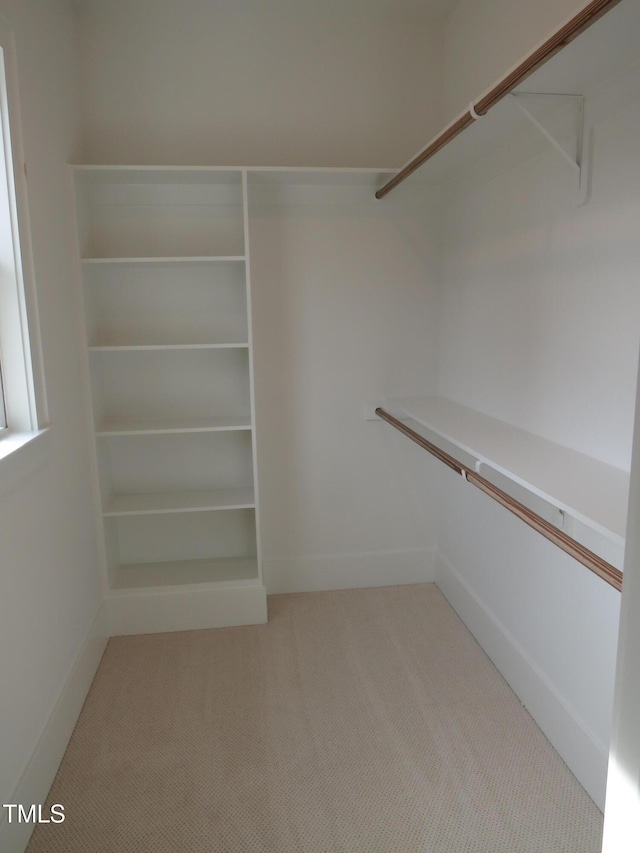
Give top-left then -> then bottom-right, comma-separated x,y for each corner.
263,548 -> 436,594
0,604 -> 109,853
107,581 -> 268,636
435,552 -> 608,810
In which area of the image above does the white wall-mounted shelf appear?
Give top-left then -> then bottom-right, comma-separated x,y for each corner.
248,168 -> 398,206
385,396 -> 629,546
248,168 -> 394,185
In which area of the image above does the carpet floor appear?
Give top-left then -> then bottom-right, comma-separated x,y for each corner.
28,583 -> 603,852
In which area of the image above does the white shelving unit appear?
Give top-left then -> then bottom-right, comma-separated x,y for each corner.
74,166 -> 266,635
385,396 -> 629,547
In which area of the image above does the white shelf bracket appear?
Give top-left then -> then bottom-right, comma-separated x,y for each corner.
510,92 -> 588,204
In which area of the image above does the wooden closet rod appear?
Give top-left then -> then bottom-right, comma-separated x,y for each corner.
375,0 -> 623,200
375,408 -> 623,592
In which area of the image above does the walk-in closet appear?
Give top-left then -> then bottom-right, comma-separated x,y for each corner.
1,0 -> 639,850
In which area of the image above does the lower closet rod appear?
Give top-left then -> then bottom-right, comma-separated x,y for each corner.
375,407 -> 623,592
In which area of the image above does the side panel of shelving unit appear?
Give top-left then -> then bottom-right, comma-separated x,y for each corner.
242,171 -> 264,587
73,166 -> 266,634
68,166 -> 111,601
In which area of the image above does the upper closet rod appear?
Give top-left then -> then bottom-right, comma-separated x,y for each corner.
375,0 -> 623,200
375,408 -> 623,592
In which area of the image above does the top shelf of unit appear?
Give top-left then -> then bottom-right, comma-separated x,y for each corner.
81,256 -> 245,264
72,166 -> 244,185
384,396 -> 629,545
247,169 -> 398,205
385,0 -> 640,189
74,167 -> 246,259
72,166 -> 396,187
248,169 -> 395,187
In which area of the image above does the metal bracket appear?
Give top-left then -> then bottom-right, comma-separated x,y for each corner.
510,92 -> 588,204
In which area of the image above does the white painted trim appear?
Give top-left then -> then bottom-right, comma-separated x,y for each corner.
0,604 -> 109,853
435,551 -> 608,810
107,582 -> 267,636
263,548 -> 436,595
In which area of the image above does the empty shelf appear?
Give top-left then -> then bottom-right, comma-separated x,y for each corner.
81,256 -> 245,264
103,488 -> 255,516
385,396 -> 629,544
96,416 -> 252,436
89,341 -> 249,351
112,556 -> 259,589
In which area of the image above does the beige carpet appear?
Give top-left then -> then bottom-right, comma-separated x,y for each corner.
28,584 -> 602,852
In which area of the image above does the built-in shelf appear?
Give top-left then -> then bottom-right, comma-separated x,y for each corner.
89,341 -> 249,351
73,166 -> 244,183
112,556 -> 260,590
103,488 -> 255,517
385,396 -> 629,545
83,258 -> 249,353
89,347 -> 251,430
95,416 -> 252,436
249,169 -> 394,187
81,256 -> 246,265
248,168 -> 397,206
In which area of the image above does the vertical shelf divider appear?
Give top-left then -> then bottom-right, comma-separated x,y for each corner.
242,169 -> 264,587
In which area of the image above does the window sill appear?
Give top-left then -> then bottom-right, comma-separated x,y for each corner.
0,427 -> 52,500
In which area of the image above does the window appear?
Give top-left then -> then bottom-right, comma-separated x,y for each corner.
0,19 -> 47,478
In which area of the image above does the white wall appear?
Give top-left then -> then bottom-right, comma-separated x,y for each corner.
438,108 -> 640,468
72,0 -> 445,168
0,1 -> 105,849
248,182 -> 441,592
442,0 -> 598,119
432,10 -> 640,808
